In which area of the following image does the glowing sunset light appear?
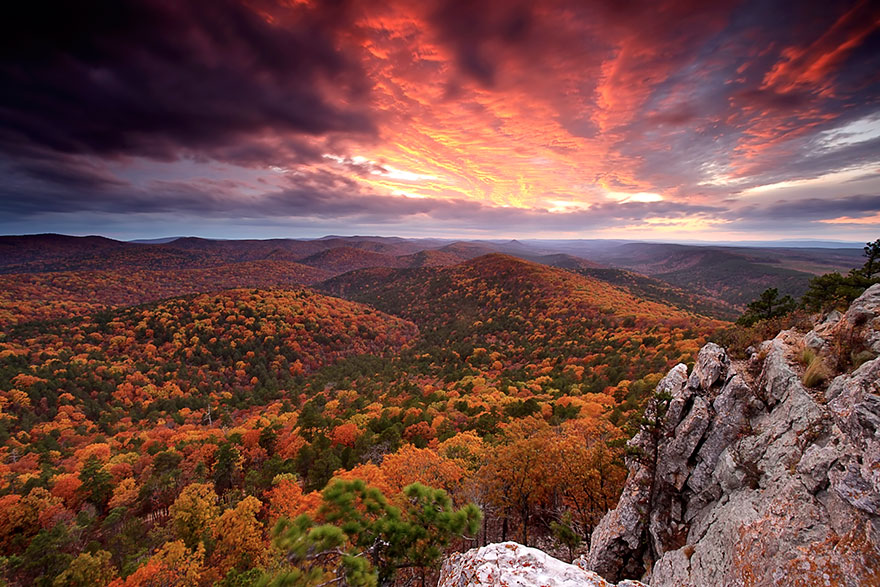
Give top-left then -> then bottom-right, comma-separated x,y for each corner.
819,211 -> 880,225
0,0 -> 878,239
606,192 -> 665,204
739,164 -> 880,197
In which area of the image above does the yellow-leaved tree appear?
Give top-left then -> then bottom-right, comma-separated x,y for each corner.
169,482 -> 219,548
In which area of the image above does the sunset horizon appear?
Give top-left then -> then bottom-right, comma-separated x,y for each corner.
2,0 -> 878,240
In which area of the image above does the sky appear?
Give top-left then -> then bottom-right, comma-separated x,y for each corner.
0,0 -> 879,241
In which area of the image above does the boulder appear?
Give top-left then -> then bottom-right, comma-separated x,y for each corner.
841,283 -> 880,353
437,542 -> 646,587
688,342 -> 729,392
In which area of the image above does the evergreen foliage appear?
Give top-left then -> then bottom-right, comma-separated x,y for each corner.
736,288 -> 796,326
738,238 -> 880,321
263,480 -> 480,586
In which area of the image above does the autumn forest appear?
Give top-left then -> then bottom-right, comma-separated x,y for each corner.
0,234 -> 871,586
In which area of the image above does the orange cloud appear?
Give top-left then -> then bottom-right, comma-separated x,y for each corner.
762,0 -> 880,96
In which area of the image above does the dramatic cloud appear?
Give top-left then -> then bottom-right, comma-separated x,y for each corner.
1,0 -> 878,239
0,0 -> 375,162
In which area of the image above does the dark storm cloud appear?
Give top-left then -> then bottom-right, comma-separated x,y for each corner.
425,0 -> 738,90
428,0 -> 536,86
0,0 -> 375,165
8,156 -> 128,192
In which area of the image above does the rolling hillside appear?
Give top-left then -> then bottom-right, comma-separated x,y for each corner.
0,260 -> 332,326
1,288 -> 418,422
4,235 -> 860,315
0,242 -> 742,587
320,254 -> 736,322
319,254 -> 724,397
590,243 -> 863,307
299,246 -> 404,273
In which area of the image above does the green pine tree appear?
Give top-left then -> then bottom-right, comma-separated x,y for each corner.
79,455 -> 112,513
737,287 -> 796,326
261,479 -> 480,587
863,239 -> 880,278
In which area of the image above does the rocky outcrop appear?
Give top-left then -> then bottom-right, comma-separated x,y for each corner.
589,284 -> 880,586
845,284 -> 880,353
437,542 -> 646,587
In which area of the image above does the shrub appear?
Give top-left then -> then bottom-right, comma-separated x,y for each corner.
736,288 -> 796,327
263,480 -> 481,586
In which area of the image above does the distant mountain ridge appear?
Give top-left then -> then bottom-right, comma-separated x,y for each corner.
588,242 -> 862,307
318,253 -> 723,330
0,234 -> 863,326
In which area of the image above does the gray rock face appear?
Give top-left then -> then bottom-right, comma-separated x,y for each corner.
844,283 -> 880,353
826,357 -> 880,518
587,365 -> 689,581
587,286 -> 880,586
804,330 -> 826,352
688,342 -> 729,391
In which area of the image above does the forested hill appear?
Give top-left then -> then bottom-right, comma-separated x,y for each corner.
2,235 -> 867,586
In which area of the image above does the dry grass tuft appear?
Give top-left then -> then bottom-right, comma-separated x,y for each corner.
802,355 -> 830,388
851,350 -> 876,370
798,346 -> 816,367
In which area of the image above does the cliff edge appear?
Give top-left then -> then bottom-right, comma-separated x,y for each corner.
438,285 -> 880,586
589,284 -> 880,585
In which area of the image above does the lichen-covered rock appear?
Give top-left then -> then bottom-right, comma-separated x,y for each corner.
826,356 -> 880,517
589,344 -> 763,583
803,330 -> 826,352
586,286 -> 880,586
437,542 -> 646,587
756,333 -> 801,407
